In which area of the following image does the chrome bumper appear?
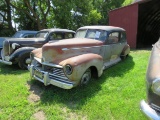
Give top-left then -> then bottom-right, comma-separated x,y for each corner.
140,100 -> 160,120
0,58 -> 12,65
28,65 -> 74,89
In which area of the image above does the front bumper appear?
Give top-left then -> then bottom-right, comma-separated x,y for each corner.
0,58 -> 12,65
28,65 -> 74,89
140,100 -> 160,120
0,50 -> 12,65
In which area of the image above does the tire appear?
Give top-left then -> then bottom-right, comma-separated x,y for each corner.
80,68 -> 91,85
120,54 -> 128,60
120,55 -> 126,60
18,52 -> 30,69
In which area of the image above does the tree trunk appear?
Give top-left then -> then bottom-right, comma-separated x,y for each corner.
5,0 -> 13,30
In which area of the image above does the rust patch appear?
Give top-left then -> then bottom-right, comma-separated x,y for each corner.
43,38 -> 103,51
31,48 -> 42,58
59,53 -> 103,67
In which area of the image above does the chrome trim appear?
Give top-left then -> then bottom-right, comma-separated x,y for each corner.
29,65 -> 74,89
0,59 -> 12,65
151,103 -> 160,112
42,62 -> 63,68
140,100 -> 160,120
34,57 -> 42,63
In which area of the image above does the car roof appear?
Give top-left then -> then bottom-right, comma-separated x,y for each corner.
40,28 -> 75,33
17,30 -> 38,33
77,26 -> 125,32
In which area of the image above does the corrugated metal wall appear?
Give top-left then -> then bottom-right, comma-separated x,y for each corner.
109,4 -> 139,48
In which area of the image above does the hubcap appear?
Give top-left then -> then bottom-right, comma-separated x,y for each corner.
25,58 -> 31,64
81,69 -> 91,85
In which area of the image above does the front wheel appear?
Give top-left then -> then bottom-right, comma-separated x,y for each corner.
80,68 -> 91,85
120,54 -> 128,60
18,53 -> 30,69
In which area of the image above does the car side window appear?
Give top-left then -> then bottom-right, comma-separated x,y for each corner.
24,34 -> 35,38
65,33 -> 74,39
49,32 -> 63,40
108,32 -> 119,44
120,32 -> 126,42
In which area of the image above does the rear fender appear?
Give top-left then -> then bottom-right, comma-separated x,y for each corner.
121,44 -> 130,56
59,53 -> 103,82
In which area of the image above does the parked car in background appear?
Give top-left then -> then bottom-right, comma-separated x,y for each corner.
0,30 -> 38,57
28,26 -> 130,89
12,30 -> 38,38
140,39 -> 160,120
0,29 -> 75,69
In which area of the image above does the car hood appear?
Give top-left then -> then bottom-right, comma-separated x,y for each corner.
42,38 -> 103,64
6,38 -> 45,43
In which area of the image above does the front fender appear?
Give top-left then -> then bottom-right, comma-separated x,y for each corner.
9,47 -> 36,61
59,53 -> 103,82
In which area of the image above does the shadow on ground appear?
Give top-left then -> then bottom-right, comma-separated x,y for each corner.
0,63 -> 28,75
27,56 -> 135,110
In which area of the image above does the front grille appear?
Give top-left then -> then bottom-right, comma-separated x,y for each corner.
3,40 -> 14,56
3,40 -> 10,56
151,103 -> 160,112
33,59 -> 70,83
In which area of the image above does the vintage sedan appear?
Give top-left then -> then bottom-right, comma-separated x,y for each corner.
28,26 -> 130,89
140,39 -> 160,120
0,30 -> 38,58
0,29 -> 75,69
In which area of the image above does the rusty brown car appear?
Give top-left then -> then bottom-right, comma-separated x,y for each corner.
28,26 -> 130,89
140,39 -> 160,120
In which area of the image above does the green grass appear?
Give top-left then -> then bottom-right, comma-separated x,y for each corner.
0,50 -> 151,120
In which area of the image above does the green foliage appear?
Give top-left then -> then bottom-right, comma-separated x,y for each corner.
0,50 -> 150,119
93,0 -> 126,25
88,10 -> 102,25
123,0 -> 133,6
0,0 -> 132,31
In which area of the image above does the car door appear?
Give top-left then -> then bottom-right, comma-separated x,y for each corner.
107,31 -> 124,61
48,32 -> 64,42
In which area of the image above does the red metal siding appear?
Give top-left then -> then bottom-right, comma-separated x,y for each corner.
109,4 -> 139,48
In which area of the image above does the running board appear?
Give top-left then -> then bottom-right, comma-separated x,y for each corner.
103,57 -> 121,70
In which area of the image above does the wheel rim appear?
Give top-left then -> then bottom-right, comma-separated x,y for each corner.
25,58 -> 31,64
81,69 -> 91,85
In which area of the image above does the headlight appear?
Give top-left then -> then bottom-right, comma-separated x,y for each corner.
65,64 -> 73,75
152,78 -> 160,96
12,43 -> 20,49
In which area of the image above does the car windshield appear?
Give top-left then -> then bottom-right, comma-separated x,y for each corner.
12,32 -> 24,38
35,31 -> 48,38
75,29 -> 108,42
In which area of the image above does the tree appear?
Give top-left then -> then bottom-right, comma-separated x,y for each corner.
10,0 -> 51,30
93,0 -> 126,25
51,0 -> 102,30
0,0 -> 15,36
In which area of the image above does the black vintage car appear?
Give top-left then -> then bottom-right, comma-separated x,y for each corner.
140,38 -> 160,120
0,30 -> 38,56
0,29 -> 75,69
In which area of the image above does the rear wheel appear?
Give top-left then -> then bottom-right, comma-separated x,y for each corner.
18,53 -> 30,69
80,68 -> 91,85
120,54 -> 128,60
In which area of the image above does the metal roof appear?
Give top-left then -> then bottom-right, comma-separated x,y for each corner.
40,28 -> 75,33
77,26 -> 125,31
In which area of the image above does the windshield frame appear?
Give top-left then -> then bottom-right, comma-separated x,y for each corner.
75,29 -> 108,42
35,31 -> 49,39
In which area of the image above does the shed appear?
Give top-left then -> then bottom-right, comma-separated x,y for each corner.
109,0 -> 160,48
